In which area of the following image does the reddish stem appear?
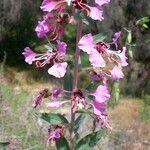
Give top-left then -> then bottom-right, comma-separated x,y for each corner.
70,19 -> 83,150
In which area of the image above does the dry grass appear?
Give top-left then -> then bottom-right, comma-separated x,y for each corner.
108,99 -> 150,150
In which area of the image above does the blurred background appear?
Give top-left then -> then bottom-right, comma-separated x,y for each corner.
0,0 -> 150,149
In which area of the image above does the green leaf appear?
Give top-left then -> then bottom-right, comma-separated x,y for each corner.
56,137 -> 70,150
41,113 -> 69,125
93,33 -> 107,43
75,114 -> 86,133
0,142 -> 10,150
44,44 -> 53,51
76,129 -> 106,150
127,31 -> 132,44
63,67 -> 72,91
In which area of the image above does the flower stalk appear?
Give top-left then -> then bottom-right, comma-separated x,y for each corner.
70,18 -> 83,150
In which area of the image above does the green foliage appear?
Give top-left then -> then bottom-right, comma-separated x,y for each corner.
56,137 -> 70,150
40,113 -> 69,125
136,16 -> 150,30
76,129 -> 106,150
0,142 -> 10,150
74,114 -> 86,133
93,33 -> 107,43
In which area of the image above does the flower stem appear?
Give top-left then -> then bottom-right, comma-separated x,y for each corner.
70,19 -> 83,150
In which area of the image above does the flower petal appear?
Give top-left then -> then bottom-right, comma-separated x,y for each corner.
48,62 -> 67,78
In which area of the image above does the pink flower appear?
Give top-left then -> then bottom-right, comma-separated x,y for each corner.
35,20 -> 51,38
48,62 -> 68,78
40,0 -> 66,12
78,34 -> 95,54
51,87 -> 63,100
112,31 -> 122,49
91,84 -> 110,103
48,125 -> 63,144
23,41 -> 68,78
89,6 -> 104,21
22,47 -> 37,64
95,0 -> 111,6
110,65 -> 124,80
117,47 -> 128,67
91,100 -> 106,116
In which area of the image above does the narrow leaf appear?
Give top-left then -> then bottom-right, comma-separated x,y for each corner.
0,142 -> 10,149
76,129 -> 106,150
93,33 -> 107,43
41,113 -> 69,125
75,114 -> 86,133
56,137 -> 70,150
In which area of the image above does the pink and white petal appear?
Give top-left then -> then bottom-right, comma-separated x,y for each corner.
110,66 -> 124,80
92,84 -> 110,103
48,62 -> 67,78
89,51 -> 106,67
118,47 -> 128,66
45,101 -> 68,108
95,0 -> 110,6
40,1 -> 59,12
78,34 -> 95,54
89,7 -> 104,21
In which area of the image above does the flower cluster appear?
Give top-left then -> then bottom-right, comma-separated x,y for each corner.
22,0 -> 128,146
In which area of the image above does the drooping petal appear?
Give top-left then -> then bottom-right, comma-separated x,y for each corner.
89,7 -> 104,21
91,100 -> 106,116
110,66 -> 124,80
78,34 -> 95,54
117,47 -> 128,66
22,47 -> 36,64
89,51 -> 106,67
48,62 -> 67,78
91,84 -> 110,103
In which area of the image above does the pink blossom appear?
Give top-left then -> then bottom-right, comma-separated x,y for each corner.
35,20 -> 51,38
22,47 -> 37,64
112,31 -> 122,49
51,87 -> 63,100
48,125 -> 63,144
95,0 -> 111,6
91,84 -> 110,103
89,6 -> 104,21
110,66 -> 124,80
91,100 -> 106,116
117,47 -> 128,66
78,33 -> 95,54
40,0 -> 66,12
48,62 -> 68,78
89,51 -> 106,67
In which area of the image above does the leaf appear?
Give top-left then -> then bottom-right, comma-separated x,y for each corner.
63,67 -> 72,91
56,137 -> 70,150
44,44 -> 53,51
76,129 -> 106,150
127,31 -> 132,44
93,33 -> 107,43
0,142 -> 10,149
41,113 -> 69,125
75,114 -> 86,133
